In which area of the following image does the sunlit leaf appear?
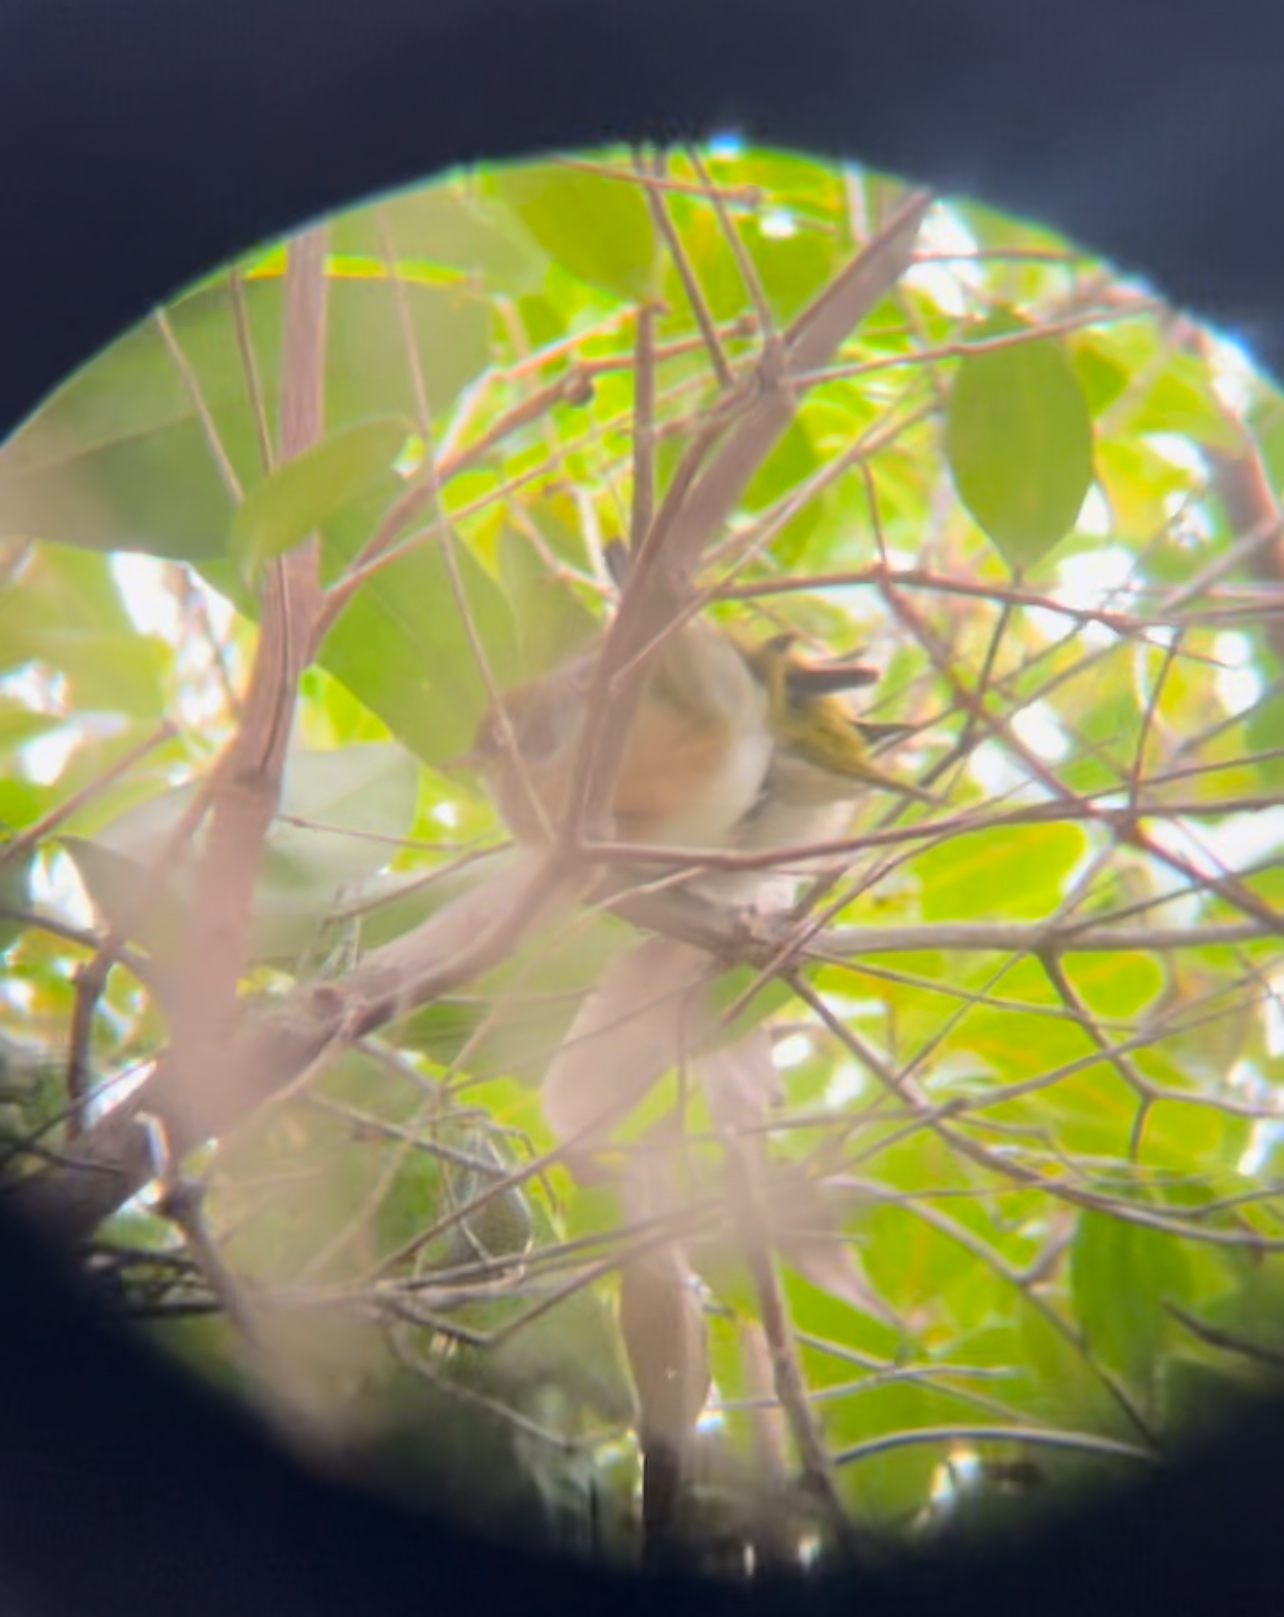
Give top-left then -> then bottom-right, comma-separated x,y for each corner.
1129,350 -> 1242,452
946,311 -> 1095,569
915,823 -> 1088,922
495,161 -> 659,301
1063,950 -> 1165,1018
1071,341 -> 1129,415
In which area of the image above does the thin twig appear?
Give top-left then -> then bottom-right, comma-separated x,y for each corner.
644,151 -> 732,389
155,309 -> 243,500
724,1133 -> 862,1558
5,720 -> 177,861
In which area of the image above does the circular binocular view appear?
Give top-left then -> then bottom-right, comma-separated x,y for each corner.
2,143 -> 1283,1575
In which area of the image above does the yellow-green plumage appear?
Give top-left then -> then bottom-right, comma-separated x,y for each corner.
461,624 -> 937,869
745,633 -> 939,807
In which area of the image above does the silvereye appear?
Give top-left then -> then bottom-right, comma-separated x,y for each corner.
463,619 -> 774,853
743,631 -> 939,817
463,621 -> 933,862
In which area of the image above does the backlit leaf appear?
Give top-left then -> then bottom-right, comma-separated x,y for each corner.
495,161 -> 658,301
947,311 -> 1095,569
230,416 -> 411,573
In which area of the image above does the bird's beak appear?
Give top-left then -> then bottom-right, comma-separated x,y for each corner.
787,660 -> 881,697
853,719 -> 915,745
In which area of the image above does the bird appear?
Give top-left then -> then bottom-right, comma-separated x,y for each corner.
458,617 -> 917,1416
459,618 -> 773,855
458,614 -> 939,1136
461,621 -> 935,869
737,630 -> 940,852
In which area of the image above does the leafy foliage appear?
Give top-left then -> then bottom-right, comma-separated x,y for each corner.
945,311 -> 1095,568
2,145 -> 1284,1576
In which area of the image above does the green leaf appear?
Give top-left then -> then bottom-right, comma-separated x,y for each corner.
739,217 -> 840,323
957,200 -> 1078,260
330,185 -> 542,289
864,1203 -> 980,1316
1056,653 -> 1146,795
742,415 -> 824,566
477,1287 -> 636,1424
1160,1355 -> 1261,1446
1017,1295 -> 1111,1428
915,822 -> 1088,922
61,836 -> 190,954
1071,341 -> 1129,415
496,524 -> 599,680
495,162 -> 658,300
0,267 -> 489,564
374,1151 -> 444,1258
0,779 -> 47,836
708,966 -> 794,1044
0,284 -> 270,561
946,312 -> 1095,569
1070,1207 -> 1190,1400
1093,436 -> 1186,542
0,842 -> 35,952
66,743 -> 419,960
114,743 -> 417,886
692,1241 -> 762,1322
0,545 -> 167,715
1062,950 -> 1164,1018
230,416 -> 411,573
0,702 -> 65,751
312,521 -> 519,767
660,200 -> 746,326
820,1373 -> 945,1527
1129,350 -> 1241,452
